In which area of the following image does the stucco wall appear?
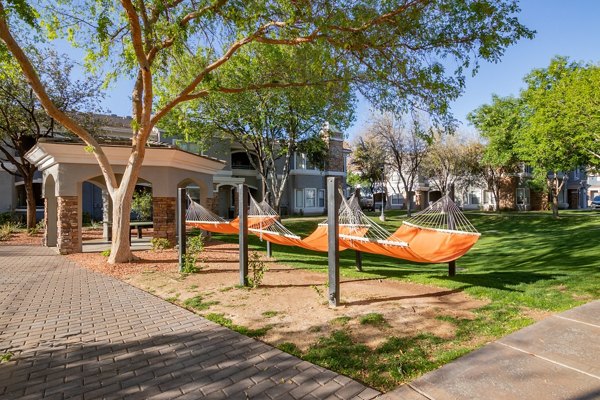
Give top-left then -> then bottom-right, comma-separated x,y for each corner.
0,171 -> 14,213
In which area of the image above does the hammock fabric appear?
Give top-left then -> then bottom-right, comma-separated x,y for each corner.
185,195 -> 480,264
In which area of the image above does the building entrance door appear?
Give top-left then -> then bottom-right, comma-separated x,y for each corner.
568,189 -> 579,209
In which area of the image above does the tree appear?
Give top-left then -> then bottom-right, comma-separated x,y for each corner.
0,0 -> 533,263
0,49 -> 102,228
468,95 -> 523,210
372,113 -> 428,216
421,132 -> 475,197
519,57 -> 587,217
161,73 -> 354,211
351,134 -> 386,198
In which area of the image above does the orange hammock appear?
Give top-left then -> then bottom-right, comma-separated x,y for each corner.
253,225 -> 369,252
187,215 -> 278,235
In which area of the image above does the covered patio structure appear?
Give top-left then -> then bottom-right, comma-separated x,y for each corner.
26,140 -> 225,254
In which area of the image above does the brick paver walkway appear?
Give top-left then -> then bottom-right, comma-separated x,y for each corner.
0,246 -> 379,400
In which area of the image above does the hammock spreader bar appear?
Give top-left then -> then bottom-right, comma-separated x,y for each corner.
185,194 -> 480,263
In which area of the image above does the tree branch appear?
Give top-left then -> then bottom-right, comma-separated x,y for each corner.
0,4 -> 118,194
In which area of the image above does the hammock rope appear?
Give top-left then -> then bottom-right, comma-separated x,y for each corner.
184,192 -> 480,263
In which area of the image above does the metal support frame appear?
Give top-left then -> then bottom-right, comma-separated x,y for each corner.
327,177 -> 340,307
238,184 -> 249,286
355,250 -> 363,272
447,184 -> 456,277
177,187 -> 187,272
266,240 -> 272,258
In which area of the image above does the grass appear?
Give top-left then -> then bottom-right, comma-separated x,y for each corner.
0,352 -> 13,363
359,313 -> 387,326
262,310 -> 279,318
209,210 -> 600,391
182,295 -> 219,311
205,313 -> 272,338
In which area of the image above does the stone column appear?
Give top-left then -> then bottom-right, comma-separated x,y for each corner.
57,196 -> 81,254
153,197 -> 176,245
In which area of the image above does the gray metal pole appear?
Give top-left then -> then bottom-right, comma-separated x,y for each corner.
238,184 -> 249,286
355,250 -> 363,272
447,184 -> 456,277
177,187 -> 187,272
327,177 -> 340,307
266,240 -> 272,258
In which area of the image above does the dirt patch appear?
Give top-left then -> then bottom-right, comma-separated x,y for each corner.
0,231 -> 44,246
69,241 -> 487,350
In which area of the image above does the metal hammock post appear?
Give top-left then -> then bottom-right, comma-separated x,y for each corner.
448,185 -> 456,277
239,184 -> 249,286
266,241 -> 272,258
327,177 -> 340,307
177,187 -> 187,272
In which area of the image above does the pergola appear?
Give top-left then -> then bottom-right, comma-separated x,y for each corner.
25,140 -> 225,254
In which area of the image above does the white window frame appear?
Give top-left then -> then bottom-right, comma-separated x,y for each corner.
391,193 -> 402,205
305,188 -> 317,208
295,189 -> 304,209
318,189 -> 325,207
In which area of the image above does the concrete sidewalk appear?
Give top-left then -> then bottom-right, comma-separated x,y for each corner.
0,245 -> 379,400
382,300 -> 600,400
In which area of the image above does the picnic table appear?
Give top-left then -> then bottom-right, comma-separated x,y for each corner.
103,221 -> 153,241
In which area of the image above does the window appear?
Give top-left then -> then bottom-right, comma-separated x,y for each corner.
318,189 -> 325,207
295,189 -> 304,208
295,152 -> 319,170
391,193 -> 402,205
343,154 -> 348,173
516,188 -> 529,205
295,153 -> 306,169
470,191 -> 480,205
483,190 -> 492,204
305,188 -> 316,207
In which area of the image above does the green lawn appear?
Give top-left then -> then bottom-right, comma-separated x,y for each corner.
206,210 -> 600,390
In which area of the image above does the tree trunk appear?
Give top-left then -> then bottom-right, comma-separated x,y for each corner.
108,187 -> 135,263
24,174 -> 37,229
406,191 -> 413,217
552,192 -> 559,218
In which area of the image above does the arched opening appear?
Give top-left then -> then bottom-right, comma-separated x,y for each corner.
81,175 -> 153,247
43,174 -> 57,247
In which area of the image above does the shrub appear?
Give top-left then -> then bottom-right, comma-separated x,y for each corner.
132,190 -> 153,221
246,251 -> 267,289
101,249 -> 111,257
151,237 -> 172,251
180,235 -> 205,274
27,220 -> 44,236
0,225 -> 11,241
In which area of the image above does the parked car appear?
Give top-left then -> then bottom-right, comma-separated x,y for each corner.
359,196 -> 374,211
591,196 -> 600,209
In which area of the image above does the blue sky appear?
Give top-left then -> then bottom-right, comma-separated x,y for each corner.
347,0 -> 600,138
67,1 -> 600,139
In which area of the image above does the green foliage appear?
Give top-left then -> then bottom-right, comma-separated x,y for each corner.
0,220 -> 22,241
183,295 -> 218,311
359,313 -> 387,326
131,190 -> 152,221
180,235 -> 205,274
0,351 -> 13,363
27,220 -> 44,236
262,311 -> 279,318
330,316 -> 352,326
150,237 -> 172,251
205,313 -> 271,338
246,251 -> 267,289
100,249 -> 110,257
351,135 -> 386,195
0,212 -> 17,225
